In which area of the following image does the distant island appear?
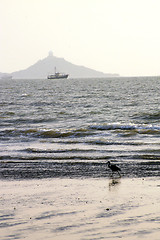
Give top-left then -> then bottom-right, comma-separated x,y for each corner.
0,52 -> 119,79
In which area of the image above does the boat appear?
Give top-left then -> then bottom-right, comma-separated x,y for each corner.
47,67 -> 69,79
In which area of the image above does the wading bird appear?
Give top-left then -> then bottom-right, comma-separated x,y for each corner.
107,161 -> 121,177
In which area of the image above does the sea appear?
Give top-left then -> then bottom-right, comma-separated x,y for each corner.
0,77 -> 160,179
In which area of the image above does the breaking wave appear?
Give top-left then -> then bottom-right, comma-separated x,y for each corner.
89,123 -> 160,135
0,123 -> 160,142
0,128 -> 93,140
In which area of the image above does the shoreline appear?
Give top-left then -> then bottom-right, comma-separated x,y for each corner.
1,177 -> 160,240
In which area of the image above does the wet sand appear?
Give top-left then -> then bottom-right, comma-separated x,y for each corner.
0,177 -> 160,240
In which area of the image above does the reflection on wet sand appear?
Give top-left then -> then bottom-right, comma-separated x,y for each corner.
109,177 -> 121,191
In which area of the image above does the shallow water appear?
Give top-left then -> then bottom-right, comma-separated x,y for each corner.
1,177 -> 160,240
0,77 -> 160,179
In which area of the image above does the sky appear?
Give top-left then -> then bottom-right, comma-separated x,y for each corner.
1,0 -> 160,76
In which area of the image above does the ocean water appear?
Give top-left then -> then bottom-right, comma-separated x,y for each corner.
0,77 -> 160,179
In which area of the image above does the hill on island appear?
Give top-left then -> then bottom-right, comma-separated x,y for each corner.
1,52 -> 119,79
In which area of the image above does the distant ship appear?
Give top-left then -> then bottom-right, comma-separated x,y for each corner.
47,67 -> 69,79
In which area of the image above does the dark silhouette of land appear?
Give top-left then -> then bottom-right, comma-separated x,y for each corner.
1,52 -> 119,79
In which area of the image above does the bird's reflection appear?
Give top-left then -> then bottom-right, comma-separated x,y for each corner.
109,177 -> 121,191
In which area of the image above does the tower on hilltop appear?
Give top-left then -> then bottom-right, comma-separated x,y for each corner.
48,51 -> 53,57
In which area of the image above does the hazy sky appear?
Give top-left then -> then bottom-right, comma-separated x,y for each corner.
1,0 -> 160,76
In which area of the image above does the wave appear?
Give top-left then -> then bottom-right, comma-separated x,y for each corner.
90,123 -> 136,131
0,155 -> 111,161
0,123 -> 159,142
1,117 -> 56,124
23,148 -> 99,154
134,111 -> 160,121
86,140 -> 144,146
90,123 -> 160,135
132,154 -> 160,160
0,128 -> 93,139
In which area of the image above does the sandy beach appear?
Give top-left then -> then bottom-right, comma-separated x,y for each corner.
0,177 -> 160,240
